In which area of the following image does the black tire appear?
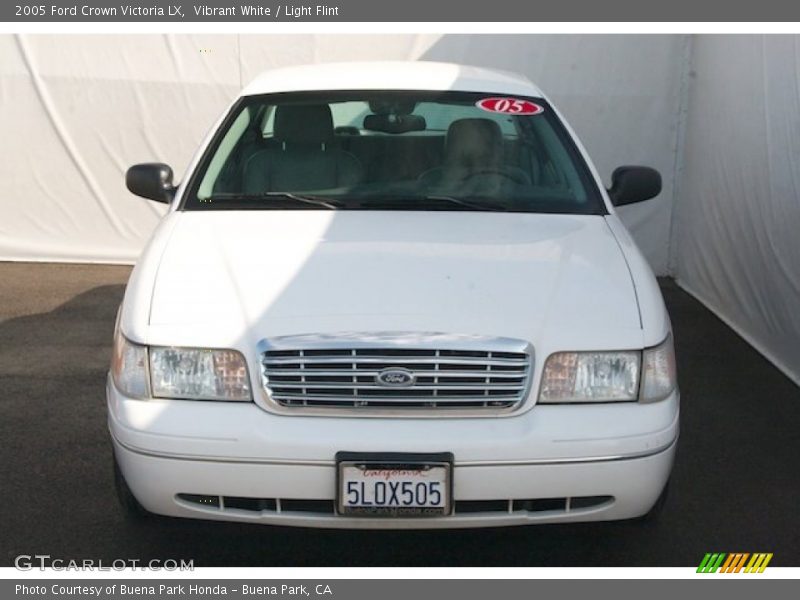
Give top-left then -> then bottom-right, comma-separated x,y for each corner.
113,452 -> 151,520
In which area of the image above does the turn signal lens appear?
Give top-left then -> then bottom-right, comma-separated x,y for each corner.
111,323 -> 149,398
641,334 -> 677,403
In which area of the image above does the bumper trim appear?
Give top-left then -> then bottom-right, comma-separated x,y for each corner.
455,437 -> 676,465
110,428 -> 678,467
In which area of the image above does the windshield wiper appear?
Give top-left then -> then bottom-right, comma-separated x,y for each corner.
424,195 -> 507,211
207,192 -> 341,209
361,195 -> 506,212
204,193 -> 509,212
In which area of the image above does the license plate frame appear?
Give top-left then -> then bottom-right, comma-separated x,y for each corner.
335,452 -> 454,517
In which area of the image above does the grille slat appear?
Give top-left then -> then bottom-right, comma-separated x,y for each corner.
267,382 -> 526,391
260,334 -> 533,413
271,393 -> 520,403
261,369 -> 527,378
263,355 -> 529,367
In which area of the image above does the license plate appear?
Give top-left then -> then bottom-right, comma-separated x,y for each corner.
336,452 -> 453,517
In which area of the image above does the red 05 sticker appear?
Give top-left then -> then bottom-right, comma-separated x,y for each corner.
476,97 -> 544,115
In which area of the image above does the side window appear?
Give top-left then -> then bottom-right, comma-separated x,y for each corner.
417,102 -> 517,136
261,106 -> 275,138
523,117 -> 585,198
197,107 -> 252,200
330,102 -> 370,129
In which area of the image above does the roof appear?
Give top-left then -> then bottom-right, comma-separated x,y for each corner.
241,61 -> 544,97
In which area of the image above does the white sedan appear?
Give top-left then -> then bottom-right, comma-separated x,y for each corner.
109,61 -> 678,528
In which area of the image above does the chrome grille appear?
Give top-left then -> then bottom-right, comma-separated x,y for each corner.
259,333 -> 533,413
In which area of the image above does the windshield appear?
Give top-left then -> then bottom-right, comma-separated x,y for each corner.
184,91 -> 604,214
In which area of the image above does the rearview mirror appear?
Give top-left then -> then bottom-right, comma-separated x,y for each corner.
363,113 -> 426,134
608,166 -> 662,207
126,163 -> 176,204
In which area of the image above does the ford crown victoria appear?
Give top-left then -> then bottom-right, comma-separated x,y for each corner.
109,61 -> 678,528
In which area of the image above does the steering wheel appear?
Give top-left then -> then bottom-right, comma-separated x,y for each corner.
462,167 -> 529,186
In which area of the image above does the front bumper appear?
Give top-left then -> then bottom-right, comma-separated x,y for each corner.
107,376 -> 679,528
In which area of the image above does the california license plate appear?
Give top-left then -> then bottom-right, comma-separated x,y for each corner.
336,452 -> 453,517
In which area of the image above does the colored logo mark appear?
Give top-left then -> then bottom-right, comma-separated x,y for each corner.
697,553 -> 773,573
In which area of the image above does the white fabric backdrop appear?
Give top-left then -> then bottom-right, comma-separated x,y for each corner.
674,35 -> 800,385
2,34 -> 798,385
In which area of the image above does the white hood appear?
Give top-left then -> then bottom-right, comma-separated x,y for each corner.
144,211 -> 643,354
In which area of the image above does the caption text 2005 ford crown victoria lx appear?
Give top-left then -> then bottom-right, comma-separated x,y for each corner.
109,62 -> 679,528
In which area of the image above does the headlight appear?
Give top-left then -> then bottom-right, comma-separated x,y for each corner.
149,347 -> 251,401
640,334 -> 677,403
538,336 -> 677,404
111,323 -> 149,398
539,351 -> 641,403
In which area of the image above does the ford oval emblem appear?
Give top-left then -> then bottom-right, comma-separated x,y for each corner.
376,368 -> 416,387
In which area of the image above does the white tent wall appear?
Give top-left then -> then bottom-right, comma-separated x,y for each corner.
0,35 -> 239,262
673,35 -> 800,386
0,34 -> 686,270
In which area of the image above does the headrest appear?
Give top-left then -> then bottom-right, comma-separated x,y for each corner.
444,118 -> 503,168
274,104 -> 334,145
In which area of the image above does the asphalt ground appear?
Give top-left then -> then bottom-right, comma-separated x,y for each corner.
1,262 -> 798,567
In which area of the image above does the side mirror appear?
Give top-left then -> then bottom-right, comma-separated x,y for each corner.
608,166 -> 662,207
126,163 -> 176,204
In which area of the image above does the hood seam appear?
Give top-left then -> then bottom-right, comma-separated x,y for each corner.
603,216 -> 644,330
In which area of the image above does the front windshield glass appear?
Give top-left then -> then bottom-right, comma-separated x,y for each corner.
184,91 -> 604,214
